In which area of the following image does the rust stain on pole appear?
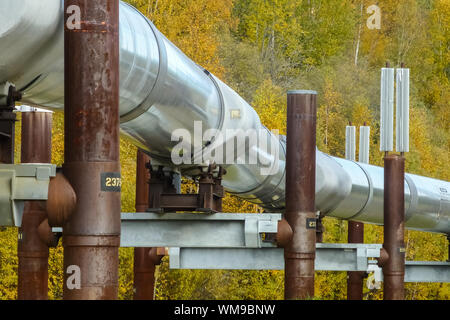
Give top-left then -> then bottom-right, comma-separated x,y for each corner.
383,154 -> 406,300
347,221 -> 365,300
133,149 -> 156,300
284,91 -> 317,300
63,0 -> 121,300
18,111 -> 52,300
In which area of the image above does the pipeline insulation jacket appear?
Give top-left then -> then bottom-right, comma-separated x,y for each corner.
0,0 -> 449,234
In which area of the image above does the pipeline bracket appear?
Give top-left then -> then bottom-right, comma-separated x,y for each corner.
56,216 -> 450,283
0,164 -> 56,227
0,82 -> 21,164
147,164 -> 225,214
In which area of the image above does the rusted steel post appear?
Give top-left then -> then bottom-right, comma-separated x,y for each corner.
383,154 -> 406,300
133,149 -> 156,300
63,0 -> 121,300
284,90 -> 317,300
18,111 -> 52,300
347,221 -> 365,300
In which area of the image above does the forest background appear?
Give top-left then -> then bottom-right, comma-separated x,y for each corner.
0,0 -> 449,300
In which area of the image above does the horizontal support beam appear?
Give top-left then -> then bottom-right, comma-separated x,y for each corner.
168,246 -> 450,283
404,261 -> 450,283
169,244 -> 382,272
120,212 -> 281,248
55,213 -> 450,283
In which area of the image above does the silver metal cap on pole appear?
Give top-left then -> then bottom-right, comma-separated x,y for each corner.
380,68 -> 394,152
396,68 -> 410,153
345,125 -> 356,161
359,126 -> 370,164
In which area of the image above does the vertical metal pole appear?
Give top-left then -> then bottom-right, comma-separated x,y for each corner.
63,0 -> 121,300
383,154 -> 405,300
285,90 -> 317,300
18,111 -> 52,300
347,221 -> 364,300
347,122 -> 366,300
133,150 -> 156,300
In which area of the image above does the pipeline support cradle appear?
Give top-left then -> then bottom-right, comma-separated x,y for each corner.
55,212 -> 450,284
147,164 -> 225,214
51,213 -> 450,283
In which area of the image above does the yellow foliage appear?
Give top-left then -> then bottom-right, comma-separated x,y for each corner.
317,78 -> 347,157
132,0 -> 235,77
252,79 -> 286,135
0,0 -> 449,301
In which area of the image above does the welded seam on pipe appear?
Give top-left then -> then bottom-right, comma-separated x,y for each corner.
404,175 -> 418,222
346,161 -> 374,220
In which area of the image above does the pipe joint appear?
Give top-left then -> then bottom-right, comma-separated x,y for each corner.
377,248 -> 390,267
276,219 -> 293,248
47,172 -> 77,227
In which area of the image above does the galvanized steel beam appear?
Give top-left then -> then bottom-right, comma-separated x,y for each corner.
167,246 -> 450,284
121,212 -> 281,249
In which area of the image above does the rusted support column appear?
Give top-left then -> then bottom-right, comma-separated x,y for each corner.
133,150 -> 156,300
18,111 -> 52,300
382,154 -> 405,300
347,221 -> 365,300
284,90 -> 317,300
63,0 -> 121,300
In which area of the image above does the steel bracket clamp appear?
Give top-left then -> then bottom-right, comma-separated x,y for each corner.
0,82 -> 13,106
0,164 -> 56,226
0,81 -> 21,107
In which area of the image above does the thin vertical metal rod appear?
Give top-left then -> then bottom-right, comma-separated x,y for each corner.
63,0 -> 121,300
133,149 -> 156,300
285,90 -> 317,300
383,154 -> 406,300
18,111 -> 52,300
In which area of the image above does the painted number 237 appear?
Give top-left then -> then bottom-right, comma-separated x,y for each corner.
105,177 -> 122,187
